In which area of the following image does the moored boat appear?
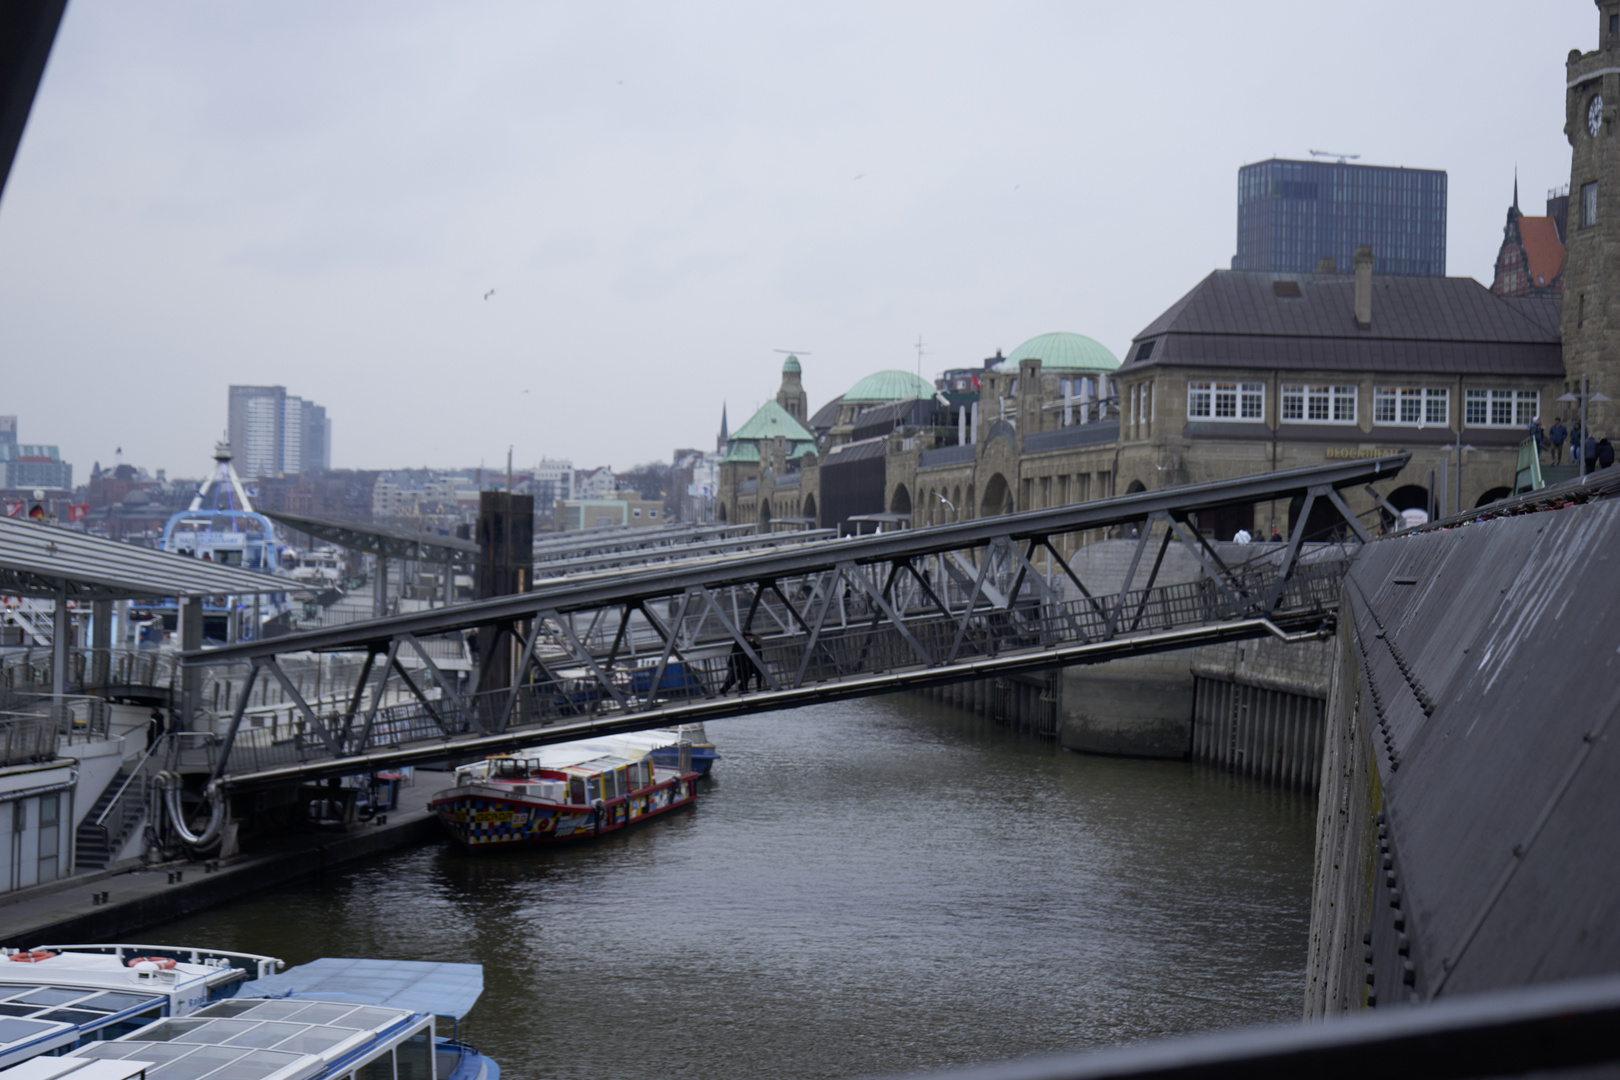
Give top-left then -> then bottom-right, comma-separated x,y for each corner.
0,944 -> 281,1068
428,740 -> 699,850
0,947 -> 498,1080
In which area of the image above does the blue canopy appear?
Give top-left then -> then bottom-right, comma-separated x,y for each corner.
237,958 -> 484,1019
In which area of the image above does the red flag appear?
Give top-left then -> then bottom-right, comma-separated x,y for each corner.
971,373 -> 980,390
3,501 -> 21,518
69,504 -> 89,522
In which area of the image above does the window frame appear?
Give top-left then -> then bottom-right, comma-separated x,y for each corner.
1583,181 -> 1598,229
1373,386 -> 1449,427
1280,383 -> 1358,425
1187,379 -> 1265,423
1464,388 -> 1539,428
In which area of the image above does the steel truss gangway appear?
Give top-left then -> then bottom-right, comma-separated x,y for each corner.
531,528 -> 839,580
531,521 -> 757,562
187,455 -> 1407,792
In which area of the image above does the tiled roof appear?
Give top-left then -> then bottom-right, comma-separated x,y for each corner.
1518,216 -> 1566,288
1126,270 -> 1561,377
1149,334 -> 1562,377
1505,296 -> 1562,337
1132,271 -> 1558,345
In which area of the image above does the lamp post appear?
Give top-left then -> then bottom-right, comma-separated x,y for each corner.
1556,374 -> 1612,479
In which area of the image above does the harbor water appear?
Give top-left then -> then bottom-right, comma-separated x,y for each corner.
150,693 -> 1318,1080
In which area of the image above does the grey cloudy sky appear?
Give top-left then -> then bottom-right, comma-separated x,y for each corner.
0,2 -> 1591,480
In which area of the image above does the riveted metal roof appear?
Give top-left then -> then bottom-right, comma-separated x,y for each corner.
0,517 -> 289,600
266,511 -> 478,565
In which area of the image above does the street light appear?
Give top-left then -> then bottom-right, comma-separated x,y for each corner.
1556,374 -> 1612,479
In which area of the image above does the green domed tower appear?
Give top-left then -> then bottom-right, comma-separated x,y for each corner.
776,355 -> 808,423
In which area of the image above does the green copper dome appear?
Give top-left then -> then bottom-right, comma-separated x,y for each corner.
843,369 -> 935,403
994,331 -> 1119,374
782,355 -> 802,374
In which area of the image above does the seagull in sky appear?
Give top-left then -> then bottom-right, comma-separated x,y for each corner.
854,174 -> 864,180
483,289 -> 495,300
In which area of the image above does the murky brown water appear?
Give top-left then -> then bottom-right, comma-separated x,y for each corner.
150,693 -> 1318,1080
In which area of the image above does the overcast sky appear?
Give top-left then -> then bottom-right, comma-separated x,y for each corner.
0,2 -> 1593,480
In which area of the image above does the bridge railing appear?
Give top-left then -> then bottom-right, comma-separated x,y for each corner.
198,551 -> 1350,779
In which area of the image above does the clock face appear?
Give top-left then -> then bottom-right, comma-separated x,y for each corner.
1591,94 -> 1605,138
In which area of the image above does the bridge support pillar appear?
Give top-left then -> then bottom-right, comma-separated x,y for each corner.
1058,654 -> 1194,759
178,597 -> 202,732
90,600 -> 111,688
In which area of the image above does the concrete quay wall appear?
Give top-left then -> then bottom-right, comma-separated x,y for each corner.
935,539 -> 1337,777
1305,493 -> 1620,1016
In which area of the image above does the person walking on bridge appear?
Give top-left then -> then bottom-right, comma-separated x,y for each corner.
720,631 -> 766,694
1549,417 -> 1567,466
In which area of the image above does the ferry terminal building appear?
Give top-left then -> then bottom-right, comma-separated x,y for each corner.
719,254 -> 1564,542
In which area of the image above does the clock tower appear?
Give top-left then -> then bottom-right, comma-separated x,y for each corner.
1564,0 -> 1620,438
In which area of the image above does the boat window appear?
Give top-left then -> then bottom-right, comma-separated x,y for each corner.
395,1028 -> 431,1080
568,777 -> 585,804
358,1049 -> 393,1080
93,1005 -> 164,1041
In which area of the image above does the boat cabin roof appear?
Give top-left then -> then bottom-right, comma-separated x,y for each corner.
63,997 -> 425,1080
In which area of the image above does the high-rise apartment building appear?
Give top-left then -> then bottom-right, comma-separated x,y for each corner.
228,386 -> 332,479
1232,158 -> 1448,277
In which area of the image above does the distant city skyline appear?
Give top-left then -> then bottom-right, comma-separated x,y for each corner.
0,3 -> 1589,477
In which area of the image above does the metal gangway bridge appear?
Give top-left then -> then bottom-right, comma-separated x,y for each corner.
185,455 -> 1408,793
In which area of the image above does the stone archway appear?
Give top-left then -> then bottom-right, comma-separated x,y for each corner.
803,494 -> 818,527
1474,486 -> 1512,509
979,473 -> 1012,517
891,484 -> 912,518
759,501 -> 772,529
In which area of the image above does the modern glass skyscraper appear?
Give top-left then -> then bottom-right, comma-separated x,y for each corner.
228,385 -> 331,478
1232,158 -> 1447,277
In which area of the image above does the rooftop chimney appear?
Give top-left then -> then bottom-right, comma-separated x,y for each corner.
1317,257 -> 1337,274
1353,246 -> 1374,329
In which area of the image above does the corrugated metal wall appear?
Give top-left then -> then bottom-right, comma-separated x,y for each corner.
1191,676 -> 1325,794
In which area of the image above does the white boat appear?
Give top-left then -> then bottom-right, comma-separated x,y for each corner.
0,944 -> 280,1069
0,947 -> 498,1080
155,442 -> 291,641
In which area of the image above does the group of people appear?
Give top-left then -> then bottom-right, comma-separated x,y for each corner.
1529,417 -> 1616,472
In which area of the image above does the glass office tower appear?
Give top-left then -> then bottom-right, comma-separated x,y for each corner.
1233,158 -> 1447,277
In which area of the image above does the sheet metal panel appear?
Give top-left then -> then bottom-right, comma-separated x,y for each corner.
239,957 -> 483,1018
1348,498 -> 1620,999
0,517 -> 287,600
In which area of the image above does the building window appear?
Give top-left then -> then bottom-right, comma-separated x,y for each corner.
1281,384 -> 1356,423
1187,380 -> 1263,422
1373,386 -> 1448,426
1464,388 -> 1539,427
1583,181 -> 1598,228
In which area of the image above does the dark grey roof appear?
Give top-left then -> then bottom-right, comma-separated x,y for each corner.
1127,271 -> 1562,378
1149,335 -> 1563,377
918,444 -> 976,470
1504,296 -> 1563,337
1024,420 -> 1121,454
824,437 -> 888,464
808,395 -> 844,431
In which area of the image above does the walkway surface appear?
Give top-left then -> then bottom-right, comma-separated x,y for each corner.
0,769 -> 453,949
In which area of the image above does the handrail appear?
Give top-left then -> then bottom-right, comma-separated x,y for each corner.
92,735 -> 163,831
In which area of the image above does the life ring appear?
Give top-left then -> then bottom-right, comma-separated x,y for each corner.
126,957 -> 177,970
9,951 -> 55,963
